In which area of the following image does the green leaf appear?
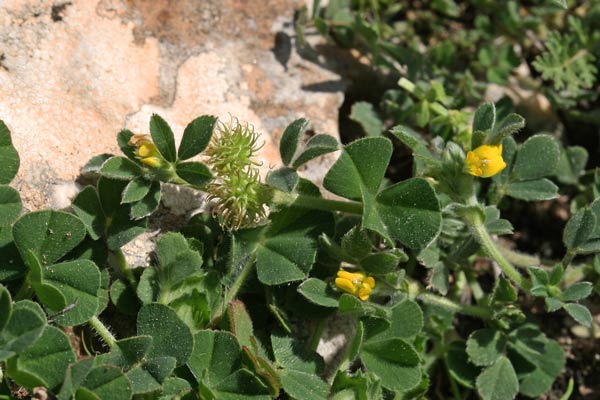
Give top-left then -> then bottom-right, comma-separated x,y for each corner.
280,118 -> 309,166
271,333 -> 324,374
556,146 -> 588,184
371,178 -> 442,248
254,208 -> 332,286
512,135 -> 560,180
106,205 -> 147,250
130,180 -> 161,220
279,369 -> 329,400
100,156 -> 143,180
225,300 -> 255,350
341,226 -> 372,260
506,179 -> 558,201
0,121 -> 20,184
563,303 -> 592,327
188,330 -> 241,384
365,299 -> 424,341
127,357 -> 176,395
156,232 -> 203,289
0,186 -> 21,226
110,279 -> 140,316
6,325 -> 76,389
549,0 -> 567,9
176,161 -> 212,186
0,300 -> 46,361
0,226 -> 26,281
117,129 -> 136,160
488,113 -> 525,145
109,335 -> 153,368
507,325 -> 565,397
72,186 -> 105,240
0,285 -> 10,331
472,103 -> 496,134
350,101 -> 383,136
360,252 -> 400,274
476,356 -> 518,400
41,260 -> 102,326
211,369 -> 271,400
57,359 -> 95,400
563,208 -> 595,250
266,167 -> 299,192
563,282 -> 593,301
360,338 -> 421,392
12,210 -> 86,265
446,341 -> 479,389
150,114 -> 177,162
533,31 -> 597,92
466,329 -> 507,367
82,365 -> 133,400
298,278 -> 340,308
122,178 -> 152,204
178,115 -> 217,160
491,276 -> 517,303
292,134 -> 338,168
137,303 -> 194,366
324,137 -> 391,201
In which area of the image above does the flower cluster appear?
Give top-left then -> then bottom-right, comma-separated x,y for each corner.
465,144 -> 506,178
128,134 -> 164,168
335,270 -> 375,301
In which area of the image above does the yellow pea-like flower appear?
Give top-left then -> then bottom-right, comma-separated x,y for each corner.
335,270 -> 375,301
128,134 -> 164,168
465,144 -> 506,178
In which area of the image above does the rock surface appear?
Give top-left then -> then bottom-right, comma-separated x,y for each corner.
0,0 -> 343,213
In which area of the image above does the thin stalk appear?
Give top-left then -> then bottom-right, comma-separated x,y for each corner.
88,316 -> 116,348
561,250 -> 576,269
209,253 -> 257,327
418,293 -> 493,320
445,357 -> 463,400
108,249 -> 137,288
497,244 -> 542,268
271,190 -> 362,215
465,211 -> 530,290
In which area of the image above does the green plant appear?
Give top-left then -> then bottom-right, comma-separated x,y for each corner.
1,97 -> 598,399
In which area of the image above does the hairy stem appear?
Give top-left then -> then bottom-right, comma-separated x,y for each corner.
496,244 -> 542,268
209,253 -> 257,327
271,190 -> 363,215
418,293 -> 493,320
465,210 -> 530,290
88,316 -> 116,348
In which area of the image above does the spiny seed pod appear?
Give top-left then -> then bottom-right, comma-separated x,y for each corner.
205,117 -> 263,175
206,118 -> 268,230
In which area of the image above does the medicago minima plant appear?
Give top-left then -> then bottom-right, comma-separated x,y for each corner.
0,103 -> 598,399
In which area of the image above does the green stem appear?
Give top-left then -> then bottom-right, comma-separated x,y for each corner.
418,293 -> 493,320
496,244 -> 542,268
563,264 -> 592,286
465,211 -> 530,290
562,250 -> 576,269
109,249 -> 137,288
271,190 -> 362,215
88,316 -> 116,348
209,253 -> 257,327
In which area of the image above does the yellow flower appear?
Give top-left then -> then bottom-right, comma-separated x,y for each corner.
335,270 -> 375,301
465,144 -> 506,178
128,134 -> 164,168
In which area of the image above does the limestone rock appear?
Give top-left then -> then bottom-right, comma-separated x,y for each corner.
0,0 -> 344,213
